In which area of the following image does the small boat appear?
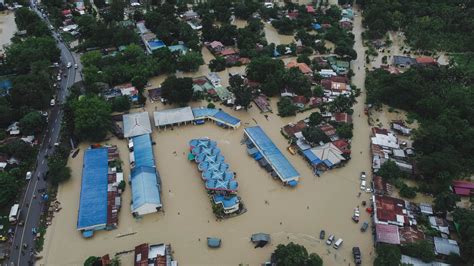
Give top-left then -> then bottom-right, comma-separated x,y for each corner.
207,237 -> 221,248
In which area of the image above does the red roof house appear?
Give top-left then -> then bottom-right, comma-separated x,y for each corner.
321,79 -> 332,90
332,139 -> 351,154
334,112 -> 352,123
375,224 -> 400,245
373,195 -> 410,226
62,9 -> 72,16
282,120 -> 307,139
306,5 -> 315,13
452,180 -> 474,196
220,48 -> 238,56
416,57 -> 437,65
287,61 -> 313,75
330,76 -> 349,83
399,226 -> 425,244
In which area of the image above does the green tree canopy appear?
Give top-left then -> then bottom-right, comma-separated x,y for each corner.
177,52 -> 204,72
160,76 -> 193,106
229,75 -> 253,110
434,191 -> 460,213
274,242 -> 323,266
377,160 -> 402,181
0,172 -> 20,208
71,96 -> 111,142
277,97 -> 298,117
402,240 -> 435,263
111,96 -> 131,112
374,244 -> 401,266
302,126 -> 330,145
308,112 -> 323,127
19,111 -> 46,135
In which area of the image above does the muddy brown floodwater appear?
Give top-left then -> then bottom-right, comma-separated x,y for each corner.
0,11 -> 17,51
41,6 -> 378,266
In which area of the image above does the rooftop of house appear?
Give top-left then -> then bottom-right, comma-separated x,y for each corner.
399,226 -> 425,244
375,223 -> 400,245
282,120 -> 307,138
287,61 -> 313,74
373,195 -> 410,226
452,180 -> 474,196
416,56 -> 437,65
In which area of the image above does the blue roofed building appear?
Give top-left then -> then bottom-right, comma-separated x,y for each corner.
77,148 -> 109,236
213,194 -> 240,214
244,126 -> 300,186
131,166 -> 162,216
131,134 -> 155,168
0,79 -> 12,96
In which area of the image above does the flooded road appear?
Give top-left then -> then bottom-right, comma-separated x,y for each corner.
0,11 -> 17,51
41,6 -> 378,266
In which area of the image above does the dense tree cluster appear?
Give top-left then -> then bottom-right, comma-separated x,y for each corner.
277,97 -> 298,117
401,240 -> 436,263
273,242 -> 323,266
229,75 -> 253,110
453,209 -> 474,263
76,15 -> 140,50
160,76 -> 193,106
70,96 -> 111,142
374,244 -> 401,266
366,64 -> 474,193
360,0 -> 474,52
144,3 -> 200,51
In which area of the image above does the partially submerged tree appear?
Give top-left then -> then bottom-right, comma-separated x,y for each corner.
160,76 -> 193,106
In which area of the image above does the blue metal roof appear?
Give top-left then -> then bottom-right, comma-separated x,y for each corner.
213,194 -> 239,208
131,166 -> 161,211
302,149 -> 322,165
77,148 -> 108,230
213,110 -> 241,126
132,134 -> 155,168
192,107 -> 218,119
244,126 -> 300,181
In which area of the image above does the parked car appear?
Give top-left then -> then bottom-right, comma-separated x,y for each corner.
319,230 -> 325,240
360,171 -> 366,180
360,222 -> 369,232
66,62 -> 72,68
326,234 -> 335,245
74,63 -> 78,69
360,180 -> 366,190
25,171 -> 32,180
353,247 -> 361,265
365,187 -> 373,193
333,238 -> 343,249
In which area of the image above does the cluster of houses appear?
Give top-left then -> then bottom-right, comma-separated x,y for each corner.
370,123 -> 414,174
390,55 -> 439,70
371,194 -> 461,261
97,242 -> 178,266
103,83 -> 140,103
205,40 -> 251,67
281,116 -> 352,175
136,21 -> 188,55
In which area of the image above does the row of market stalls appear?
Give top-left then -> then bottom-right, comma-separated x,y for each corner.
77,146 -> 124,238
123,112 -> 163,217
188,138 -> 241,215
243,126 -> 300,187
153,106 -> 241,129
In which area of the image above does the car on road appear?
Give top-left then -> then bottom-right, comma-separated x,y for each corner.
326,234 -> 335,245
50,98 -> 55,106
319,230 -> 325,240
0,235 -> 7,242
360,180 -> 366,190
360,222 -> 369,232
365,186 -> 373,193
360,171 -> 366,180
353,247 -> 361,265
66,62 -> 72,68
26,171 -> 32,180
74,63 -> 78,69
57,75 -> 61,81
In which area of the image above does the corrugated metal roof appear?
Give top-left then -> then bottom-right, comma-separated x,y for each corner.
244,126 -> 299,182
131,166 -> 162,212
153,107 -> 194,127
132,134 -> 155,168
77,148 -> 108,230
123,112 -> 152,138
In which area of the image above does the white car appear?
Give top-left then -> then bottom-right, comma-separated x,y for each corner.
360,180 -> 366,190
366,187 -> 373,193
74,63 -> 78,69
67,62 -> 72,68
360,171 -> 366,180
26,171 -> 32,180
57,75 -> 61,81
50,98 -> 55,106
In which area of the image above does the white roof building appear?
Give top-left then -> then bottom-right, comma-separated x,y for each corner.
123,112 -> 152,138
153,107 -> 195,127
371,133 -> 399,149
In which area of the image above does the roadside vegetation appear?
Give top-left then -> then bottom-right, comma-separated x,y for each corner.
358,0 -> 474,52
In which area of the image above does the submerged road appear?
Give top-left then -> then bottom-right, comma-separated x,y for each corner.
7,2 -> 81,265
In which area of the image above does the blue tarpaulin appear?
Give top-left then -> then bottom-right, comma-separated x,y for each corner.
288,180 -> 298,187
77,148 -> 108,231
132,134 -> 155,168
244,126 -> 300,182
312,23 -> 322,30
